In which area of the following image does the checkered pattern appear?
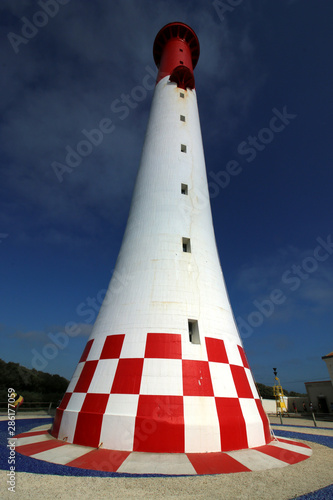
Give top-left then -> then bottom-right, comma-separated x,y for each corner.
15,428 -> 312,475
52,333 -> 272,453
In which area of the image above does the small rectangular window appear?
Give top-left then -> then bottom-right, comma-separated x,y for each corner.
182,237 -> 191,253
180,92 -> 185,98
181,183 -> 188,195
179,48 -> 183,52
180,115 -> 185,122
188,320 -> 200,344
180,60 -> 184,64
181,144 -> 187,153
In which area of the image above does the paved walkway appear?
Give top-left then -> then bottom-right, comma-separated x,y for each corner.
268,416 -> 333,499
269,415 -> 333,428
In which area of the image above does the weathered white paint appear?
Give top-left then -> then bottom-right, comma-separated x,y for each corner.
57,76 -> 270,453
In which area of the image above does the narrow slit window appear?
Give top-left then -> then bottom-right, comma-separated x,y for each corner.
180,92 -> 185,98
182,237 -> 191,253
180,115 -> 186,122
188,320 -> 200,344
181,183 -> 188,195
180,60 -> 184,64
179,48 -> 183,52
181,144 -> 187,153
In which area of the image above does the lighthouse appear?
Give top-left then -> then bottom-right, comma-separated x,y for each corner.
51,22 -> 272,455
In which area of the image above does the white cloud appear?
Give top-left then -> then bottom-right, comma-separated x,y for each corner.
9,323 -> 93,344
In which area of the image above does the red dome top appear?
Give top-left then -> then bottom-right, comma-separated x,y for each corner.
153,22 -> 200,70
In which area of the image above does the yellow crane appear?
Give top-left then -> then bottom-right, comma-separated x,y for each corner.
273,368 -> 287,415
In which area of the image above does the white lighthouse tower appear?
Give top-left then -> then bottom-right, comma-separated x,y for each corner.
51,22 -> 272,455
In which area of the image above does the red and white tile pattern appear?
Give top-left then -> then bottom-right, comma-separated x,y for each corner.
51,333 -> 272,454
15,429 -> 312,475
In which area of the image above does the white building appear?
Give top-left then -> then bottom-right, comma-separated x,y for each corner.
305,351 -> 333,413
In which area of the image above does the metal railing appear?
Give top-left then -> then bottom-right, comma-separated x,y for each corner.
0,401 -> 54,414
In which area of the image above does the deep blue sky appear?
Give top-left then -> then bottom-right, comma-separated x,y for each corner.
1,1 -> 332,393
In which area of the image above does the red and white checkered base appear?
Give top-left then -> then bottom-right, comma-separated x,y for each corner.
15,429 -> 312,475
51,333 -> 272,453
